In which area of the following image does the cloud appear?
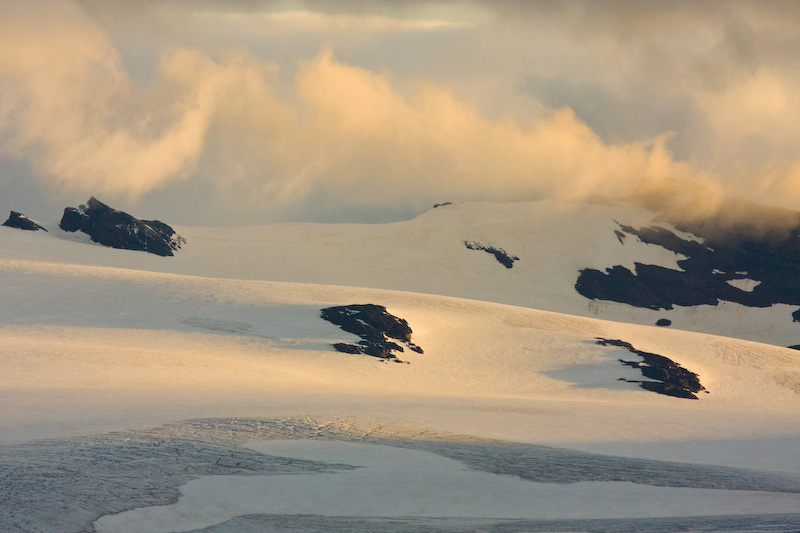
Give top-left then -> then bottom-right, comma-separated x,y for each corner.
0,0 -> 221,200
3,0 -> 800,226
474,0 -> 800,214
204,46 -> 691,216
0,1 -> 689,220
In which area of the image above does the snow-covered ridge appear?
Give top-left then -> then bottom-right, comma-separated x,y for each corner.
2,198 -> 800,530
3,198 -> 799,347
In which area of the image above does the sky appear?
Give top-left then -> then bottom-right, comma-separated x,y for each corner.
1,0 -> 799,226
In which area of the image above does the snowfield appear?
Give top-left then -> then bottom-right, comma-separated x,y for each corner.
2,199 -> 800,532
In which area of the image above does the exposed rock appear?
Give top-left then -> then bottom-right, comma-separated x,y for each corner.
2,211 -> 47,232
656,319 -> 672,327
332,343 -> 362,354
433,202 -> 453,208
788,345 -> 800,351
59,197 -> 185,257
321,304 -> 423,362
596,337 -> 705,399
576,221 -> 800,324
464,241 -> 519,269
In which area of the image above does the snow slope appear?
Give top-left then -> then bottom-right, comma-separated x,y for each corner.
5,199 -> 799,347
2,199 -> 800,531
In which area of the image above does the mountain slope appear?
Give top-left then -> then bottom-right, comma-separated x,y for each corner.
2,258 -> 798,445
3,199 -> 800,531
3,199 -> 799,347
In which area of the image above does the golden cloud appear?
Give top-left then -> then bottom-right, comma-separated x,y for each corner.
3,1 -> 800,224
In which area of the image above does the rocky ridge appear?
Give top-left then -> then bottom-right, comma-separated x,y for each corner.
321,304 -> 423,362
2,211 -> 47,232
575,220 -> 800,326
596,337 -> 705,399
59,197 -> 185,257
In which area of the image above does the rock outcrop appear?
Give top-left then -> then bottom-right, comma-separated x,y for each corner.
2,211 -> 47,232
321,304 -> 423,362
59,197 -> 185,257
576,221 -> 800,324
465,241 -> 519,269
596,337 -> 705,399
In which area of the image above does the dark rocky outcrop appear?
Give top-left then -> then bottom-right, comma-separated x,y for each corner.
321,304 -> 423,362
2,211 -> 47,232
465,241 -> 519,269
656,318 -> 672,327
433,202 -> 453,208
331,343 -> 362,354
595,337 -> 705,399
59,197 -> 185,257
576,220 -> 800,322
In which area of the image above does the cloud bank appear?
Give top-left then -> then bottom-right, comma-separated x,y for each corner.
1,1 -> 799,224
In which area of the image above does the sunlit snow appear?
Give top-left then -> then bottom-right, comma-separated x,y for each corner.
1,199 -> 799,531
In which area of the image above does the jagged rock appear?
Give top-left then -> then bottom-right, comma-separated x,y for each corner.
464,241 -> 519,269
408,344 -> 424,354
596,337 -> 705,399
332,343 -> 362,354
576,221 -> 800,326
433,202 -> 453,208
321,304 -> 423,361
2,211 -> 47,232
59,197 -> 185,257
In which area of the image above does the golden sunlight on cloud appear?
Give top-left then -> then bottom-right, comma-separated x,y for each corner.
4,1 -> 800,225
699,70 -> 799,147
243,47 -> 689,209
0,8 -> 692,216
4,0 -> 800,222
0,2 -> 214,200
0,0 -> 684,213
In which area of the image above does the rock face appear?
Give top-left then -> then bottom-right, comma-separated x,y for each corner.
596,337 -> 705,399
320,304 -> 423,362
465,241 -> 519,269
59,197 -> 185,257
2,211 -> 47,232
576,220 -> 800,324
